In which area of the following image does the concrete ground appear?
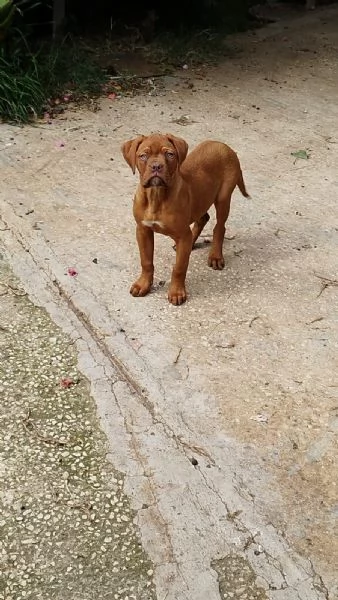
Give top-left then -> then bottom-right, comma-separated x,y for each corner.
1,5 -> 337,600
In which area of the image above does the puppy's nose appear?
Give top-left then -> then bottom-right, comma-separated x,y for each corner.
151,163 -> 163,172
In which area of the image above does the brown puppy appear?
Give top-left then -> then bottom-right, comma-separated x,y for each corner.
121,133 -> 249,305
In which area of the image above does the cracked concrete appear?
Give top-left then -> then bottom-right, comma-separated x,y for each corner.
1,4 -> 337,599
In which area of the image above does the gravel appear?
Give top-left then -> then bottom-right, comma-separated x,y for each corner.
0,251 -> 156,600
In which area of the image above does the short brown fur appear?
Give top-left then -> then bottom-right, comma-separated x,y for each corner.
121,133 -> 249,305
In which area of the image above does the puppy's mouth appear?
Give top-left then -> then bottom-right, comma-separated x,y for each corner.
144,175 -> 167,188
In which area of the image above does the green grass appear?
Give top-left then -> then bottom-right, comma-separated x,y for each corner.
0,52 -> 44,121
0,35 -> 108,123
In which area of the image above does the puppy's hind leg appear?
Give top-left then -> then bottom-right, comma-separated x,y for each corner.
208,186 -> 233,270
191,212 -> 210,248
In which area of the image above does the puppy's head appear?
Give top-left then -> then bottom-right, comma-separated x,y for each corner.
121,133 -> 188,188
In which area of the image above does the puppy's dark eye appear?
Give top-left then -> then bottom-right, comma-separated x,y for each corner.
166,151 -> 175,159
138,154 -> 148,161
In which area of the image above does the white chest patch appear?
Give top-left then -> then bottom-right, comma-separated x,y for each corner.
141,220 -> 164,229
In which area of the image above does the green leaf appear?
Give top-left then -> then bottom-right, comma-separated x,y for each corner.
291,149 -> 310,160
0,0 -> 13,10
0,0 -> 15,37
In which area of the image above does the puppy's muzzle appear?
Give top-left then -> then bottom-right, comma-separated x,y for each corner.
144,162 -> 167,188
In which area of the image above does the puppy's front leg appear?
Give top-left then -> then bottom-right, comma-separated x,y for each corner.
168,228 -> 193,305
130,223 -> 154,297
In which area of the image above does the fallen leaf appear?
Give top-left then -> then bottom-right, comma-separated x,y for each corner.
291,149 -> 310,160
60,377 -> 75,389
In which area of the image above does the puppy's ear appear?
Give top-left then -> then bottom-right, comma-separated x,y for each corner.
165,134 -> 188,165
121,135 -> 145,174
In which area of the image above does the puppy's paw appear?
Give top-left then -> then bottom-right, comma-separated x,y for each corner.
130,277 -> 152,297
208,254 -> 225,270
168,285 -> 187,306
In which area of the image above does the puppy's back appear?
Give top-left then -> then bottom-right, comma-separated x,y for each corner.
181,140 -> 239,177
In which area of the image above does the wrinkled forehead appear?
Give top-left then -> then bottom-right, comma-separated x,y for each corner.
138,135 -> 174,154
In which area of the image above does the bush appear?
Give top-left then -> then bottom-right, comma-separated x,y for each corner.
0,0 -> 108,123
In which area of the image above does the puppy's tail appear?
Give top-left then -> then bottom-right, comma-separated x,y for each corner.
237,169 -> 250,198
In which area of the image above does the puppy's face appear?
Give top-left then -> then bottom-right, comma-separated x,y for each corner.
121,134 -> 188,188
